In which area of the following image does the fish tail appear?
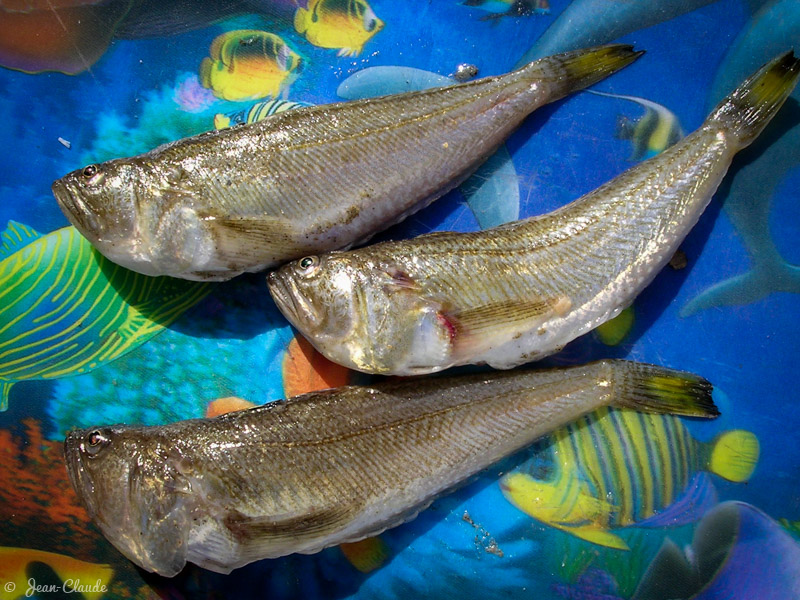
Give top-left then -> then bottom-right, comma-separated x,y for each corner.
523,44 -> 644,100
707,50 -> 800,149
294,7 -> 309,34
601,360 -> 718,419
708,430 -> 760,483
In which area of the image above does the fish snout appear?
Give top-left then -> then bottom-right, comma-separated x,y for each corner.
63,431 -> 92,511
52,178 -> 102,236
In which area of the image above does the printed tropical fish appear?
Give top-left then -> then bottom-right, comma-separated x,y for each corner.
0,0 -> 301,75
0,221 -> 210,410
462,0 -> 550,19
590,91 -> 684,161
294,0 -> 384,57
0,547 -> 113,600
633,502 -> 800,599
213,98 -> 309,130
501,407 -> 760,549
682,0 -> 800,316
199,30 -> 303,101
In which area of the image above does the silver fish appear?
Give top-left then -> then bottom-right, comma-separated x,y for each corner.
51,45 -> 641,281
268,51 -> 800,375
64,360 -> 717,576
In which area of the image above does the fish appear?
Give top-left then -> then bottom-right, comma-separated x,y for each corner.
500,407 -> 759,549
588,90 -> 684,161
53,44 -> 642,282
0,221 -> 210,411
213,98 -> 309,130
199,30 -> 304,102
64,359 -> 718,576
268,51 -> 800,375
462,0 -> 550,19
632,502 -> 800,599
294,0 -> 384,57
0,547 -> 113,600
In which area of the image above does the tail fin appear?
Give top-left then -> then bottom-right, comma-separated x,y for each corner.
522,44 -> 644,99
707,50 -> 800,149
602,360 -> 718,418
708,430 -> 759,482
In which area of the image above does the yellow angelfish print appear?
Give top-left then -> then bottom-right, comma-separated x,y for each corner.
294,0 -> 384,57
200,30 -> 304,101
500,406 -> 759,549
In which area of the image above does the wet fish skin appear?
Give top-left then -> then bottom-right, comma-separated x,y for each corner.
64,360 -> 717,576
268,51 -> 800,375
52,45 -> 642,281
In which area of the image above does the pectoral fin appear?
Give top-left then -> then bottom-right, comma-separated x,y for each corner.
200,214 -> 306,269
444,295 -> 571,359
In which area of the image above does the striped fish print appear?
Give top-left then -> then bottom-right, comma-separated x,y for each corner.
500,406 -> 760,549
0,221 -> 211,410
213,98 -> 309,130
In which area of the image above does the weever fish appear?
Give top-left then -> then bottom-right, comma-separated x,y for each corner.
51,45 -> 641,281
64,360 -> 717,576
268,51 -> 800,375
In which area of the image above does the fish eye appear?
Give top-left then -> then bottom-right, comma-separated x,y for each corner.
366,18 -> 377,32
298,255 -> 320,275
85,429 -> 110,456
82,164 -> 98,178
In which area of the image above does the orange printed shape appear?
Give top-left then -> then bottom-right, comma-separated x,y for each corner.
339,537 -> 389,573
282,335 -> 351,398
205,396 -> 257,418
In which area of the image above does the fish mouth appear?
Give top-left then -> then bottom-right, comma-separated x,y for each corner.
63,431 -> 95,516
52,179 -> 101,236
267,271 -> 318,328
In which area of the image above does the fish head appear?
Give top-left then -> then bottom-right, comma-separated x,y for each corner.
268,253 -> 448,374
52,159 -> 155,272
65,426 -> 192,576
268,252 -> 364,347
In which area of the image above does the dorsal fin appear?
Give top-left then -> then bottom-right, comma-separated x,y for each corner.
0,221 -> 41,260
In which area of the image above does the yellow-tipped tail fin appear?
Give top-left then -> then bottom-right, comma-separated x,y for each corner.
523,44 -> 644,100
601,360 -> 718,419
709,430 -> 760,483
294,7 -> 309,34
707,50 -> 800,148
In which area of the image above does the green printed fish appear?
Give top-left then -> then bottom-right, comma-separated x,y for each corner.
0,221 -> 211,410
501,406 -> 759,549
